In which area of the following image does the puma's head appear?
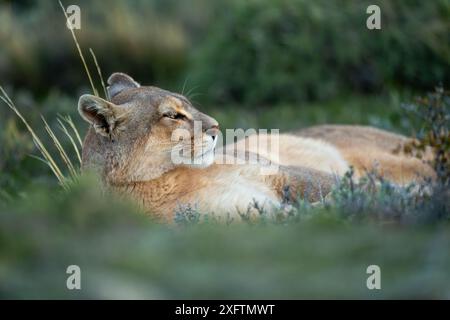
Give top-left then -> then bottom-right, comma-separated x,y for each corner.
78,72 -> 219,183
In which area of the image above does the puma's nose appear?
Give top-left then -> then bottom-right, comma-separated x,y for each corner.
200,113 -> 220,137
206,124 -> 220,140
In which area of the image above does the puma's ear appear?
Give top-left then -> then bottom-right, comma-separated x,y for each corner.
107,72 -> 140,99
78,94 -> 121,138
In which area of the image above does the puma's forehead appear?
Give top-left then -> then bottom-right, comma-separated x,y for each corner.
106,72 -> 193,109
110,86 -> 189,108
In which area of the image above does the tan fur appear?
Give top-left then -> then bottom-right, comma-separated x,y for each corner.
231,133 -> 350,176
113,164 -> 333,222
295,125 -> 435,184
78,73 -> 434,222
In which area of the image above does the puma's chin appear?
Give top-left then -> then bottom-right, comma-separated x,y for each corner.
187,147 -> 216,168
186,136 -> 217,168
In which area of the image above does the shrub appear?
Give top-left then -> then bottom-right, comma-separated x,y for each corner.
190,0 -> 450,106
401,87 -> 450,186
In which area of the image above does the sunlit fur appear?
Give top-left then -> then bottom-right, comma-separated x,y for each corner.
78,73 -> 435,222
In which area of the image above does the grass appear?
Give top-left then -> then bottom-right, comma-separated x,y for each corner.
1,88 -> 67,187
0,2 -> 106,188
0,87 -> 82,189
0,176 -> 449,299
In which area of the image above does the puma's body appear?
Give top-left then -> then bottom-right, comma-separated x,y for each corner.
230,133 -> 350,176
232,126 -> 434,185
113,164 -> 334,221
78,73 -> 434,222
294,125 -> 435,184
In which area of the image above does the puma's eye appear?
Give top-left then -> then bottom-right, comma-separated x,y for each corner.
164,112 -> 186,120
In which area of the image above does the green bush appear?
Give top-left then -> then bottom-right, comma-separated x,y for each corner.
190,0 -> 450,105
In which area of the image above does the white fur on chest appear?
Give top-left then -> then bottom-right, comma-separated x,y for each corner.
194,167 -> 280,219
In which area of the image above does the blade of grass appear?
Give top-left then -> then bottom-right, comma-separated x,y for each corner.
89,48 -> 108,99
30,154 -> 79,186
61,115 -> 83,148
58,0 -> 98,96
29,154 -> 52,166
57,117 -> 82,165
41,115 -> 77,178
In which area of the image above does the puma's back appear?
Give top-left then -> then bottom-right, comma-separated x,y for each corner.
295,125 -> 435,183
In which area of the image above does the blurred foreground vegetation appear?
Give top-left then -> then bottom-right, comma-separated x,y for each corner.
0,0 -> 449,298
1,176 -> 449,299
